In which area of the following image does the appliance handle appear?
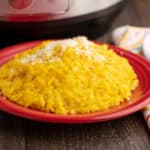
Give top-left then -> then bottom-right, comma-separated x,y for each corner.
50,0 -> 71,15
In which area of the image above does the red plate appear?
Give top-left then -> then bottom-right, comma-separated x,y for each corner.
0,41 -> 150,124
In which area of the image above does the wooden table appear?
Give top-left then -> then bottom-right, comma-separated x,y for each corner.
0,0 -> 150,150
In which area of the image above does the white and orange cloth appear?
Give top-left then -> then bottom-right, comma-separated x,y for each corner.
112,25 -> 150,128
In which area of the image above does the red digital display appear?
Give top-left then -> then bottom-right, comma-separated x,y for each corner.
8,0 -> 32,9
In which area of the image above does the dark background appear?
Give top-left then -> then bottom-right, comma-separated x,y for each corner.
0,0 -> 150,150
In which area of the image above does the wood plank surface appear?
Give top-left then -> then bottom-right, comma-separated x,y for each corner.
0,0 -> 150,150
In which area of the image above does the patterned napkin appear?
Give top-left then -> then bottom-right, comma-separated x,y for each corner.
112,25 -> 150,129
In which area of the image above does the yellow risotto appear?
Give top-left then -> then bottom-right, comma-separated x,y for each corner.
0,37 -> 139,114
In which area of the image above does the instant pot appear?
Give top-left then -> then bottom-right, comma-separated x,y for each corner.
0,0 -> 125,46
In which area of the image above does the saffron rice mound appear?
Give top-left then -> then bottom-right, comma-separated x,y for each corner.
0,37 -> 139,114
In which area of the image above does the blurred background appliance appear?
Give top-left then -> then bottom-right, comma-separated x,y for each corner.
0,0 -> 125,46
